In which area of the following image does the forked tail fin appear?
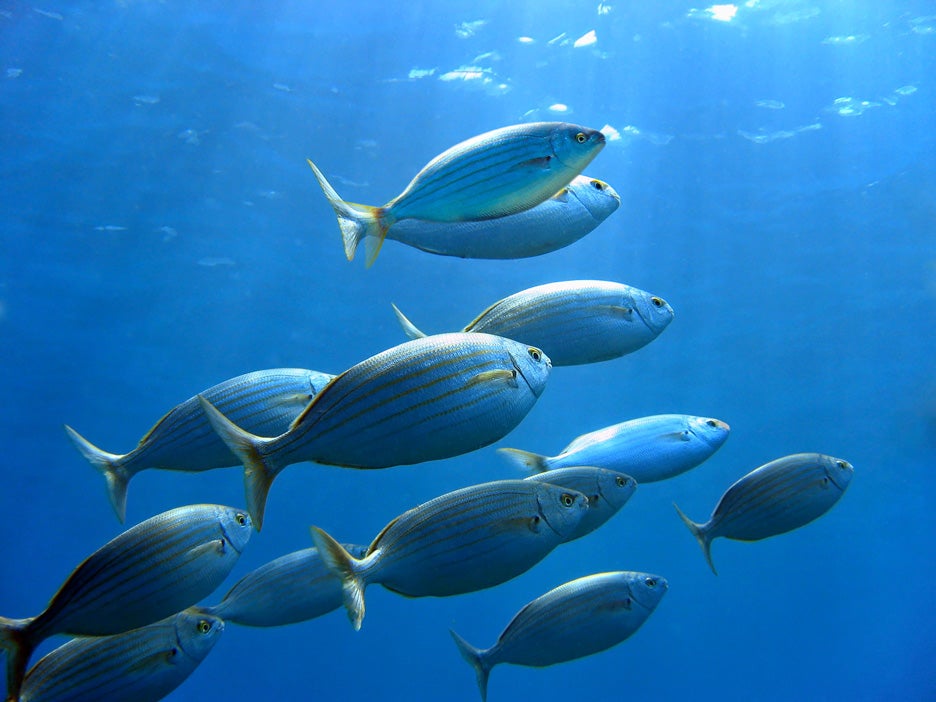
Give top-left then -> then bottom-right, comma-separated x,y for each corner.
496,447 -> 550,473
63,425 -> 131,523
449,629 -> 493,702
1,616 -> 34,702
390,303 -> 428,340
673,502 -> 717,575
309,526 -> 368,631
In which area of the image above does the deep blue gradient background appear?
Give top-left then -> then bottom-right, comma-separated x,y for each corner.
1,1 -> 934,700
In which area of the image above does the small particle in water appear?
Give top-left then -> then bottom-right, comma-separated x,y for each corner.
517,36 -> 535,44
94,225 -> 127,232
894,85 -> 917,96
598,2 -> 614,15
177,128 -> 201,145
156,226 -> 178,241
33,8 -> 63,20
6,68 -> 22,78
755,99 -> 785,110
600,124 -> 621,141
198,257 -> 236,267
408,67 -> 436,79
455,19 -> 486,39
273,83 -> 293,93
573,30 -> 597,48
133,95 -> 160,105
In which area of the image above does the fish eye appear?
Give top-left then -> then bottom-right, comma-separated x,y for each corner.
560,493 -> 576,507
575,132 -> 587,143
836,460 -> 848,470
644,577 -> 657,587
591,179 -> 604,190
198,619 -> 212,634
706,419 -> 717,428
651,296 -> 665,307
528,347 -> 542,362
235,513 -> 248,527
615,476 -> 626,487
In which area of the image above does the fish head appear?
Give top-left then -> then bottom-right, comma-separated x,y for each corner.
568,175 -> 621,221
508,341 -> 552,397
821,454 -> 854,492
536,483 -> 589,538
218,507 -> 253,554
633,291 -> 675,336
550,123 -> 606,170
175,608 -> 225,661
595,469 -> 638,510
687,416 -> 731,450
627,572 -> 669,612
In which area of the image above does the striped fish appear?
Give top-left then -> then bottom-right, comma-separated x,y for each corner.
392,280 -> 674,366
312,173 -> 619,260
200,333 -> 551,529
0,504 -> 251,701
309,479 -> 589,631
450,571 -> 668,702
307,121 -> 606,266
18,609 -> 223,702
198,544 -> 367,628
65,368 -> 334,523
674,453 -> 855,574
525,467 -> 636,540
500,414 -> 730,481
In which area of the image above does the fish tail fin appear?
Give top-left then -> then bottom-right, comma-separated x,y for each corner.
305,158 -> 389,265
673,503 -> 717,575
0,617 -> 34,702
449,629 -> 492,702
63,425 -> 131,523
197,396 -> 277,531
390,303 -> 427,340
496,447 -> 550,473
309,526 -> 368,631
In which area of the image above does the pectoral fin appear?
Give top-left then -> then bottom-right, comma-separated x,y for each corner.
468,369 -> 518,388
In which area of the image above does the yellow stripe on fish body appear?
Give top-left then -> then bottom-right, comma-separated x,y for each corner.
450,571 -> 668,702
674,453 -> 854,574
0,505 -> 251,701
18,609 -> 223,702
308,122 -> 605,266
393,280 -> 674,366
309,479 -> 588,630
64,368 -> 333,523
199,333 -> 551,529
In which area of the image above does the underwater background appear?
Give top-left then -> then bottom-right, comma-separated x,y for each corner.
1,1 -> 934,700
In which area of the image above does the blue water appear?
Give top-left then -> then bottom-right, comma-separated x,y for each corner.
1,1 -> 934,700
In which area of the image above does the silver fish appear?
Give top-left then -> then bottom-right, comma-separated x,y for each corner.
65,368 -> 334,522
18,609 -> 223,702
392,280 -> 674,366
500,414 -> 730,481
674,453 -> 854,574
200,333 -> 551,529
525,467 -> 636,539
0,504 -> 251,700
313,173 -> 619,260
198,544 -> 367,628
451,571 -> 668,702
307,121 -> 606,266
309,479 -> 589,631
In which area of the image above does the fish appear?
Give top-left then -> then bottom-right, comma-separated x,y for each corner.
65,368 -> 334,522
0,504 -> 251,701
500,414 -> 730,481
307,121 -> 606,266
197,544 -> 367,628
525,467 -> 636,539
674,452 -> 855,574
450,571 -> 668,702
18,609 -> 223,702
200,333 -> 551,529
311,173 -> 620,260
392,280 -> 674,366
309,479 -> 589,631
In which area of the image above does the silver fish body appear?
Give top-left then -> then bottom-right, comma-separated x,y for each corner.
451,571 -> 668,702
357,175 -> 619,260
200,333 -> 551,529
500,414 -> 730,481
199,544 -> 367,628
65,368 -> 334,522
675,453 -> 855,574
309,479 -> 589,630
393,280 -> 674,366
0,504 -> 251,700
19,609 -> 223,702
525,467 -> 636,540
307,122 -> 606,266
